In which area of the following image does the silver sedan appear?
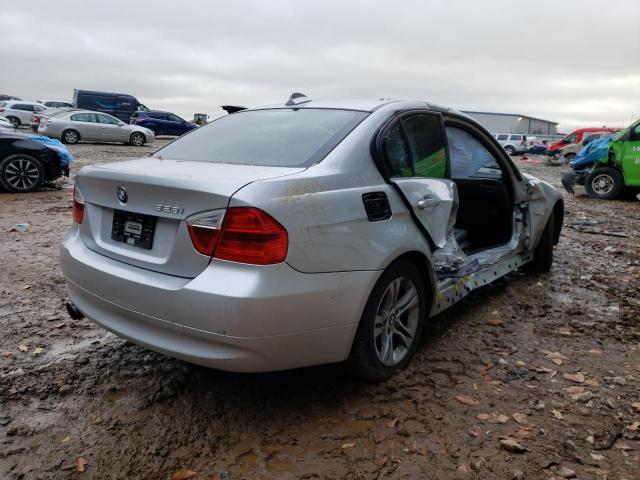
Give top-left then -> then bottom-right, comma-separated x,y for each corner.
60,95 -> 563,382
39,110 -> 154,146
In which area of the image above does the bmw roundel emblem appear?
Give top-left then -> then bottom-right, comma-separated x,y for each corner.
117,186 -> 128,204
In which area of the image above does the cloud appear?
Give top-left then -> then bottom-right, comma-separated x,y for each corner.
1,0 -> 638,131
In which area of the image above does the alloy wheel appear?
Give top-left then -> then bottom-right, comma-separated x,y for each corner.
131,133 -> 144,146
4,157 -> 41,190
64,130 -> 79,143
374,277 -> 420,366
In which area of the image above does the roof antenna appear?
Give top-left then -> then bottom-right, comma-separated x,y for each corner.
286,92 -> 311,106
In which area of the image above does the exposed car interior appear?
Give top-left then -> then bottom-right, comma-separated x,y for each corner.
380,113 -> 515,257
444,123 -> 514,253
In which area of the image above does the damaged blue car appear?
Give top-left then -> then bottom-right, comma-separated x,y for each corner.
0,131 -> 72,192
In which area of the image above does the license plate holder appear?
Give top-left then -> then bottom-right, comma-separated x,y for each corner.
111,209 -> 156,249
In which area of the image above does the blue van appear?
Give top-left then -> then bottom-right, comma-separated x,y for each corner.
73,90 -> 149,123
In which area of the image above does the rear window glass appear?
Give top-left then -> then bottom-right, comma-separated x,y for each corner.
497,134 -> 508,140
154,108 -> 368,168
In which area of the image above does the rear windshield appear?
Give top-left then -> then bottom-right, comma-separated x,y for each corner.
154,108 -> 368,167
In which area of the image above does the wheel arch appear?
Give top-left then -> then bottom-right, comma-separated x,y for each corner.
384,250 -> 437,318
552,199 -> 564,245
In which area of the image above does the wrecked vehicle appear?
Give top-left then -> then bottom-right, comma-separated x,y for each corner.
0,131 -> 72,192
545,131 -> 613,166
546,127 -> 618,158
60,94 -> 563,382
562,118 -> 640,199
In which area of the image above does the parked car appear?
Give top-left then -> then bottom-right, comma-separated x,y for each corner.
61,95 -> 563,382
0,101 -> 47,128
527,140 -> 549,155
0,116 -> 17,131
546,127 -> 618,157
130,110 -> 199,136
74,90 -> 149,123
562,118 -> 640,199
0,130 -> 72,192
494,133 -> 528,155
37,100 -> 74,109
39,110 -> 154,146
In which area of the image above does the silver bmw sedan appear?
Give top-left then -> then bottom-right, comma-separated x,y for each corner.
60,94 -> 563,381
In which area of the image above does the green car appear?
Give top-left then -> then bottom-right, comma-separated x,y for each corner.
562,119 -> 640,199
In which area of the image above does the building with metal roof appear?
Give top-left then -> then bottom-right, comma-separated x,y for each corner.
462,111 -> 558,135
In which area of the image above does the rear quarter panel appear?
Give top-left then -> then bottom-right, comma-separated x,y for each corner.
522,174 -> 563,247
229,110 -> 433,274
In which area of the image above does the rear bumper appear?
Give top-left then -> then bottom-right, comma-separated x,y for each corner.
60,228 -> 379,372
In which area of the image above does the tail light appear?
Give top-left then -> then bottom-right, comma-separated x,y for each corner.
72,184 -> 85,224
186,211 -> 224,256
186,207 -> 288,265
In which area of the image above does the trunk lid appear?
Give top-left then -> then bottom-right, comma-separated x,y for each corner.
76,157 -> 304,277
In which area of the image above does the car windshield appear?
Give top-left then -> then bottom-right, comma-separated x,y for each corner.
154,108 -> 368,167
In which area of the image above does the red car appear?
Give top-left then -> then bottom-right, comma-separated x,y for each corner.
547,127 -> 618,156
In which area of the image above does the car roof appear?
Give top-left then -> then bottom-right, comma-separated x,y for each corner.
248,96 -> 463,115
5,100 -> 42,106
140,110 -> 173,114
61,109 -> 109,116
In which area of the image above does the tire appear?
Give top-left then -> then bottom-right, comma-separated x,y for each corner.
528,211 -> 554,272
346,259 -> 427,382
504,145 -> 515,156
6,116 -> 20,128
62,129 -> 80,144
130,132 -> 145,146
584,166 -> 623,200
0,154 -> 45,192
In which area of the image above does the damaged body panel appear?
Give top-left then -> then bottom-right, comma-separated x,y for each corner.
562,118 -> 640,200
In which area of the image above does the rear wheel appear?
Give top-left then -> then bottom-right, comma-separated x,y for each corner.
0,154 -> 44,192
62,129 -> 80,144
504,145 -> 515,156
6,116 -> 20,128
346,259 -> 426,382
129,132 -> 145,146
585,166 -> 623,200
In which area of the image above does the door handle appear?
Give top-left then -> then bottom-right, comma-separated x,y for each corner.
417,198 -> 441,209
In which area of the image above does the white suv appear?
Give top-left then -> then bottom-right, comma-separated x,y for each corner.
494,133 -> 528,155
0,101 -> 47,127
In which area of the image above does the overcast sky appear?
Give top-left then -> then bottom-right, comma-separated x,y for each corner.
2,0 -> 638,132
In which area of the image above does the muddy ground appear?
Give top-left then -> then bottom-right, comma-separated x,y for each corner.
1,138 -> 639,480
